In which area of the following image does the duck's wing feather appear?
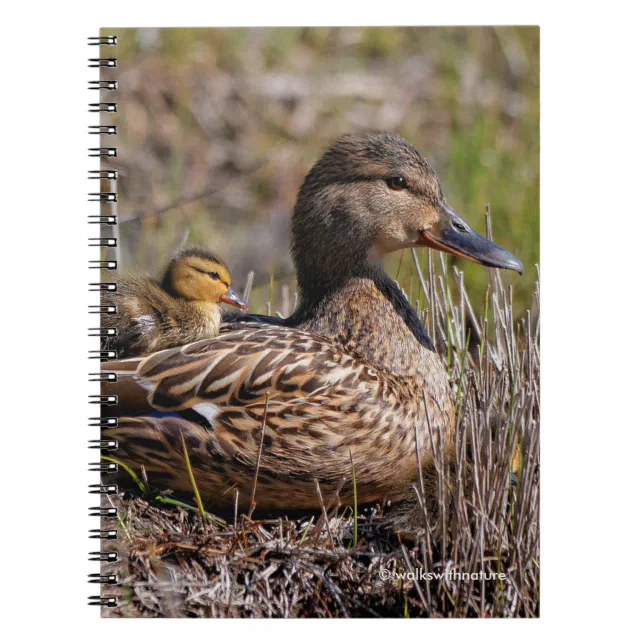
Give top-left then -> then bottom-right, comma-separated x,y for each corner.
134,320 -> 378,413
102,319 -> 404,505
104,319 -> 384,422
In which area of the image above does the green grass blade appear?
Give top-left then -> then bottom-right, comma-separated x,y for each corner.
102,455 -> 146,494
180,431 -> 206,521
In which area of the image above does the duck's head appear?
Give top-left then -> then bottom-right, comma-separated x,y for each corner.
292,132 -> 523,299
160,245 -> 248,309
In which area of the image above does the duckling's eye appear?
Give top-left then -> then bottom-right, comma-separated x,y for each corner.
207,271 -> 220,280
386,176 -> 407,191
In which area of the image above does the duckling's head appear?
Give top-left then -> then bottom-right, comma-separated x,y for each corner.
292,132 -> 523,300
160,245 -> 248,309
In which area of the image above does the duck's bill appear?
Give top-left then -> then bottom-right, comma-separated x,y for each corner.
221,286 -> 249,310
420,204 -> 524,275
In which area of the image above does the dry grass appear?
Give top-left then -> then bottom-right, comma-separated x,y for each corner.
101,26 -> 539,315
99,227 -> 540,618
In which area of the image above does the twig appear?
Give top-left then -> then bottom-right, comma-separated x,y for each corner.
248,393 -> 270,519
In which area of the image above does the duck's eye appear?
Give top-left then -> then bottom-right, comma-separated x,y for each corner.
386,176 -> 407,191
207,271 -> 220,280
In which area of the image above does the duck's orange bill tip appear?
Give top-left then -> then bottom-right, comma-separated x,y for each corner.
221,287 -> 249,310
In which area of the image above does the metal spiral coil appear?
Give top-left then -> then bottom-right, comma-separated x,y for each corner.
89,462 -> 119,473
89,417 -> 118,428
88,170 -> 118,180
88,350 -> 117,361
89,259 -> 117,270
89,573 -> 118,585
88,596 -> 118,607
88,58 -> 117,68
88,148 -> 117,158
89,394 -> 118,405
88,80 -> 118,91
88,485 -> 118,496
88,36 -> 117,46
89,282 -> 117,292
88,304 -> 115,314
89,551 -> 119,563
88,237 -> 117,247
88,193 -> 117,203
89,529 -> 118,541
89,327 -> 117,338
89,507 -> 118,518
88,438 -> 119,449
88,373 -> 117,383
88,215 -> 117,225
89,102 -> 118,113
89,34 -> 119,607
89,125 -> 117,135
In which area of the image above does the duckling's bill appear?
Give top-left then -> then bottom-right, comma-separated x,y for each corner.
220,286 -> 249,310
420,203 -> 524,275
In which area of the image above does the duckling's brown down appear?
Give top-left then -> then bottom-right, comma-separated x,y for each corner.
102,245 -> 247,358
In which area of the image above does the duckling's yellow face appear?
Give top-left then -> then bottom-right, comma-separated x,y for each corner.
170,257 -> 248,309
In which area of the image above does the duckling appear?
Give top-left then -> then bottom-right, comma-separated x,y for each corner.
102,245 -> 248,358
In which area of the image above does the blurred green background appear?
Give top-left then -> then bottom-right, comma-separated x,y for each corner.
103,27 -> 538,315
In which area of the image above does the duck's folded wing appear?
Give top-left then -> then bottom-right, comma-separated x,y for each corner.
103,321 -> 377,420
101,321 -> 410,507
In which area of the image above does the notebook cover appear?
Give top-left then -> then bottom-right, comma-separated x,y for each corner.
91,26 -> 539,618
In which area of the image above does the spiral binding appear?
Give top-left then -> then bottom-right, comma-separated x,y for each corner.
88,373 -> 117,383
88,148 -> 117,157
89,551 -> 119,562
89,237 -> 117,247
88,36 -> 117,46
89,417 -> 117,428
89,103 -> 118,113
89,394 -> 118,405
89,34 -> 119,608
89,259 -> 118,270
88,80 -> 118,91
88,215 -> 117,225
89,282 -> 117,292
88,58 -> 118,68
89,170 -> 118,180
88,439 -> 119,449
88,596 -> 118,608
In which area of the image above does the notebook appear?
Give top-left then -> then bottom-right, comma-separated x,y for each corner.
89,26 -> 539,618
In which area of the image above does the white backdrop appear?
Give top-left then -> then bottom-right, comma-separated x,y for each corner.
0,0 -> 642,639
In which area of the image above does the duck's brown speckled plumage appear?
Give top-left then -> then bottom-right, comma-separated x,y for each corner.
106,280 -> 452,509
103,132 -> 521,510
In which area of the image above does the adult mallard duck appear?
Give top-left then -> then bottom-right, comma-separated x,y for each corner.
102,245 -> 248,358
103,133 -> 522,510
